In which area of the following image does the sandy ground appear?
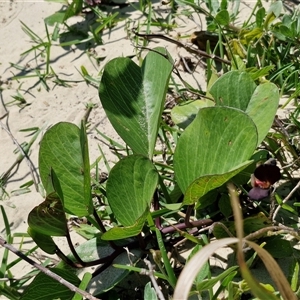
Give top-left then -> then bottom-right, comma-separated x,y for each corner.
0,0 -> 291,298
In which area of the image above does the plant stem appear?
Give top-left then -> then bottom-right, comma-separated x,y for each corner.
0,236 -> 100,300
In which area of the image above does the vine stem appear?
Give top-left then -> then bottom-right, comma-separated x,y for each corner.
272,180 -> 300,222
0,236 -> 101,300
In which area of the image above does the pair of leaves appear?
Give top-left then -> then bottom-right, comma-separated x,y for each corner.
210,70 -> 279,146
97,48 -> 172,237
173,70 -> 279,206
99,47 -> 173,159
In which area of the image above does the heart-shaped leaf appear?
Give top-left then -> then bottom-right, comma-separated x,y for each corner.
174,106 -> 257,195
39,122 -> 93,217
99,47 -> 173,158
106,155 -> 158,226
28,192 -> 68,236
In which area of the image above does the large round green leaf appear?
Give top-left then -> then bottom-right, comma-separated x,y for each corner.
99,47 -> 173,158
174,106 -> 257,195
106,155 -> 158,226
38,122 -> 93,217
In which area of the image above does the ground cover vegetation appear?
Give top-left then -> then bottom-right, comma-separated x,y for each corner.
1,0 -> 300,299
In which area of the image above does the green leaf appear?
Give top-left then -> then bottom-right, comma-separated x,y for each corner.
213,212 -> 272,239
239,28 -> 264,45
196,266 -> 238,291
263,236 -> 293,258
289,259 -> 299,291
210,71 -> 279,146
256,7 -> 266,28
44,11 -> 66,26
87,249 -> 142,295
174,106 -> 257,194
246,82 -> 279,145
215,9 -> 230,25
101,209 -> 149,240
183,161 -> 252,206
27,192 -> 68,236
27,228 -> 57,254
21,268 -> 80,300
264,12 -> 276,30
106,155 -> 158,226
99,47 -> 173,158
39,122 -> 93,217
72,272 -> 92,300
210,71 -> 256,111
144,282 -> 158,300
187,245 -> 210,285
171,99 -> 214,129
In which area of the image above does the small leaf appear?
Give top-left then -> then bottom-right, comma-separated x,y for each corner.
227,39 -> 247,58
87,249 -> 142,295
144,282 -> 158,300
196,266 -> 238,291
215,9 -> 230,25
101,209 -> 149,240
264,12 -> 276,30
106,155 -> 158,226
239,28 -> 264,45
28,192 -> 68,236
44,11 -> 65,26
256,7 -> 266,28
